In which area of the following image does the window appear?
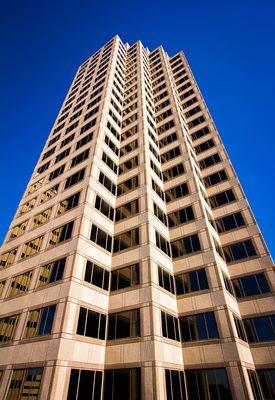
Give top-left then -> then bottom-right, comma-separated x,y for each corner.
195,139 -> 215,154
215,212 -> 245,233
155,231 -> 171,257
76,132 -> 93,149
60,134 -> 75,148
222,271 -> 235,297
57,192 -> 80,215
6,368 -> 43,400
160,146 -> 181,163
163,163 -> 184,182
187,115 -> 205,129
115,199 -> 139,221
84,105 -> 99,121
27,178 -> 43,194
48,221 -> 74,247
107,121 -> 120,141
48,134 -> 60,147
55,148 -> 71,164
77,307 -> 106,339
165,370 -> 186,400
102,152 -> 118,174
105,135 -> 119,156
171,234 -> 201,258
204,170 -> 227,187
223,239 -> 257,262
152,179 -> 165,201
165,182 -> 189,203
209,189 -> 236,209
71,149 -> 90,168
42,147 -> 55,160
233,315 -> 247,342
104,368 -> 141,400
119,156 -> 138,175
0,314 -> 19,342
18,197 -> 36,215
67,369 -> 103,400
65,168 -> 85,189
185,368 -> 232,400
36,161 -> 50,175
153,200 -> 167,224
180,311 -> 219,341
168,206 -> 195,228
80,118 -> 97,134
191,125 -> 210,141
8,221 -> 28,240
247,370 -> 263,400
232,272 -> 270,298
121,125 -> 138,141
113,228 -> 139,253
21,236 -> 43,259
0,280 -> 5,296
90,225 -> 112,252
24,304 -> 56,337
84,260 -> 110,291
37,257 -> 66,287
158,266 -> 175,295
99,171 -> 116,195
108,309 -> 140,339
111,264 -> 140,291
199,153 -> 221,169
7,271 -> 32,297
48,164 -> 65,181
95,195 -> 114,221
31,208 -> 52,229
0,248 -> 17,268
175,268 -> 208,295
243,315 -> 275,342
157,120 -> 175,135
120,139 -> 138,156
257,369 -> 275,399
161,311 -> 180,341
40,184 -> 59,204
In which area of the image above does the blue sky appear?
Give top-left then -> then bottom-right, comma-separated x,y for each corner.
0,0 -> 274,257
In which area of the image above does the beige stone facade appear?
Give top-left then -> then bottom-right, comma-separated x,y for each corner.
0,35 -> 274,399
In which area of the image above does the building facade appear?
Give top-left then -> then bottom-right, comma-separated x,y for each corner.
0,35 -> 274,400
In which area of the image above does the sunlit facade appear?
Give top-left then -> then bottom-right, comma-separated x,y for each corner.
0,35 -> 274,399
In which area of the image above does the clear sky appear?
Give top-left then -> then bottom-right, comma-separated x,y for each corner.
0,0 -> 274,258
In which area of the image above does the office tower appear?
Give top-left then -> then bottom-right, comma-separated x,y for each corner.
0,35 -> 274,400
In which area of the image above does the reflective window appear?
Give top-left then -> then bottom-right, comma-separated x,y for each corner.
185,368 -> 232,400
108,309 -> 140,340
111,264 -> 140,291
57,192 -> 80,215
24,304 -> 56,338
6,368 -> 43,400
7,271 -> 32,297
48,221 -> 74,247
0,314 -> 19,342
171,234 -> 201,258
103,368 -> 141,400
232,273 -> 270,298
67,369 -> 103,400
175,268 -> 208,295
244,315 -> 275,342
77,307 -> 106,340
180,311 -> 219,341
84,260 -> 110,291
161,311 -> 180,341
21,236 -> 43,259
223,240 -> 257,263
37,257 -> 66,287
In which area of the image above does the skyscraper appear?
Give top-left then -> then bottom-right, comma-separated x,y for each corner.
0,35 -> 274,399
